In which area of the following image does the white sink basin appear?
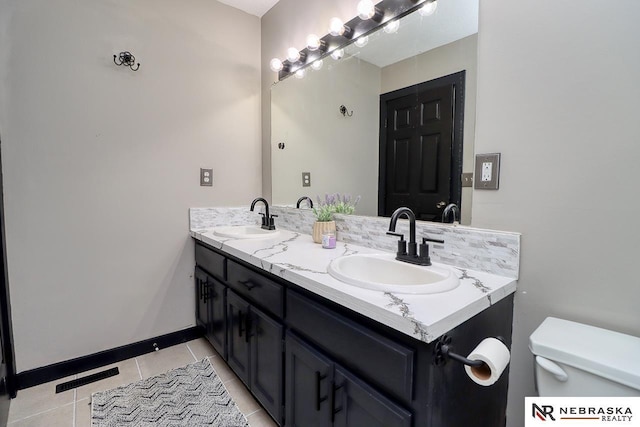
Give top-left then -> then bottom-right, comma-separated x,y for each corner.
213,225 -> 280,239
328,254 -> 460,294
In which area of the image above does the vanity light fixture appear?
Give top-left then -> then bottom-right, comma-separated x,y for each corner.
311,59 -> 324,70
383,19 -> 400,33
287,47 -> 301,62
295,68 -> 306,79
418,0 -> 437,16
357,0 -> 376,19
306,34 -> 322,51
357,0 -> 385,21
330,48 -> 345,60
354,35 -> 369,48
272,0 -> 431,80
328,17 -> 352,38
269,58 -> 284,72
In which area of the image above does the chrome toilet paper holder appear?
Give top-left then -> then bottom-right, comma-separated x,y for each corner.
433,335 -> 505,367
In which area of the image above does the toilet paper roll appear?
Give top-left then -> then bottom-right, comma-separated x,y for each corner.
464,337 -> 511,386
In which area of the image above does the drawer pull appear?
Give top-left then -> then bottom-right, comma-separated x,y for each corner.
315,371 -> 328,411
239,280 -> 257,290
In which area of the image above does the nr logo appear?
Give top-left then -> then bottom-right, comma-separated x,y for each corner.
533,403 -> 556,421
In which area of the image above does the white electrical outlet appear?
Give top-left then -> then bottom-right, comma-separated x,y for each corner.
481,162 -> 492,182
474,153 -> 501,190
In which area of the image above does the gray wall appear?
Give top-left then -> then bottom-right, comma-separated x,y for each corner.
474,1 -> 640,425
271,58 -> 381,215
0,0 -> 261,372
263,1 -> 640,426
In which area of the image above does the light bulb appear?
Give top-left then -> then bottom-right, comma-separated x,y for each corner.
269,58 -> 283,72
295,68 -> 306,79
383,19 -> 399,34
419,0 -> 437,16
329,17 -> 345,36
354,35 -> 369,48
357,0 -> 375,20
287,47 -> 300,62
306,34 -> 321,51
331,48 -> 344,60
311,59 -> 323,71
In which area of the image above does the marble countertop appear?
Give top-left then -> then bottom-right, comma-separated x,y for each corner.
190,228 -> 517,344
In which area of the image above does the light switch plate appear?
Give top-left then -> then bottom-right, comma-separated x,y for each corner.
474,154 -> 500,190
200,168 -> 213,187
461,173 -> 473,187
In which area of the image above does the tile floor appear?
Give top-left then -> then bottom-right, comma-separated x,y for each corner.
7,338 -> 278,427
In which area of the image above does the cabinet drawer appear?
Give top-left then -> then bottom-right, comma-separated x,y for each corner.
287,291 -> 414,403
195,243 -> 226,280
227,260 -> 284,318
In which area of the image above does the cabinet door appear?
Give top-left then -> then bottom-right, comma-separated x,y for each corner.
195,268 -> 209,330
285,333 -> 332,427
227,291 -> 251,385
250,306 -> 284,424
207,277 -> 226,359
333,366 -> 411,427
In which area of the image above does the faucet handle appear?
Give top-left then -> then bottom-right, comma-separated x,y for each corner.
423,237 -> 445,244
387,231 -> 407,256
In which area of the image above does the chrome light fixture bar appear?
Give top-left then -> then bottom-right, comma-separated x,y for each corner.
275,0 -> 429,81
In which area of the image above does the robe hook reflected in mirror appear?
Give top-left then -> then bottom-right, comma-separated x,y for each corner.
113,51 -> 140,71
339,104 -> 353,117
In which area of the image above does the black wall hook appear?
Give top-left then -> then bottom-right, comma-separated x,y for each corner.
113,51 -> 140,71
339,105 -> 353,117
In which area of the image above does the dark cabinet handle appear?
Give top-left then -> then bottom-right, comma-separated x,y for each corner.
330,381 -> 344,423
315,371 -> 328,411
202,282 -> 209,303
238,310 -> 244,337
245,313 -> 252,343
239,280 -> 256,290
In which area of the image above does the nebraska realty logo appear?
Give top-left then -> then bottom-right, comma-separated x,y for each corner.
525,398 -> 640,425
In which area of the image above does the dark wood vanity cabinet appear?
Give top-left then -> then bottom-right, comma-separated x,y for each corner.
226,289 -> 284,423
194,240 -> 514,427
285,332 -> 411,427
194,267 -> 226,358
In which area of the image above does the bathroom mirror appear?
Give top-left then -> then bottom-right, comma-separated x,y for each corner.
271,0 -> 478,224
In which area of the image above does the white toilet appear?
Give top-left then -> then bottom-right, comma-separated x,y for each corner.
529,317 -> 640,396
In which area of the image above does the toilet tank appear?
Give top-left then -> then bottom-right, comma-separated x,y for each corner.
529,317 -> 640,396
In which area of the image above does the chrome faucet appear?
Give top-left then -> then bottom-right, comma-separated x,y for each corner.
442,203 -> 460,224
250,197 -> 277,230
296,196 -> 314,209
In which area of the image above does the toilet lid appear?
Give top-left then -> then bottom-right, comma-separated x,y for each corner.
529,317 -> 640,391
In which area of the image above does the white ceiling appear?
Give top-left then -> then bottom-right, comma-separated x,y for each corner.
217,0 -> 281,17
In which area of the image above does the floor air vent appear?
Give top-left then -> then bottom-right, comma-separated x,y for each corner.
55,367 -> 120,393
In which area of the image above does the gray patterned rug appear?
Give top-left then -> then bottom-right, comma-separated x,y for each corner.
91,358 -> 248,426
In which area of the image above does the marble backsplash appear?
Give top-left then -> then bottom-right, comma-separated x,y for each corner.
189,206 -> 521,279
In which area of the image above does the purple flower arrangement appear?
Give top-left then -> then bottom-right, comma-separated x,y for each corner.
313,193 -> 361,222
